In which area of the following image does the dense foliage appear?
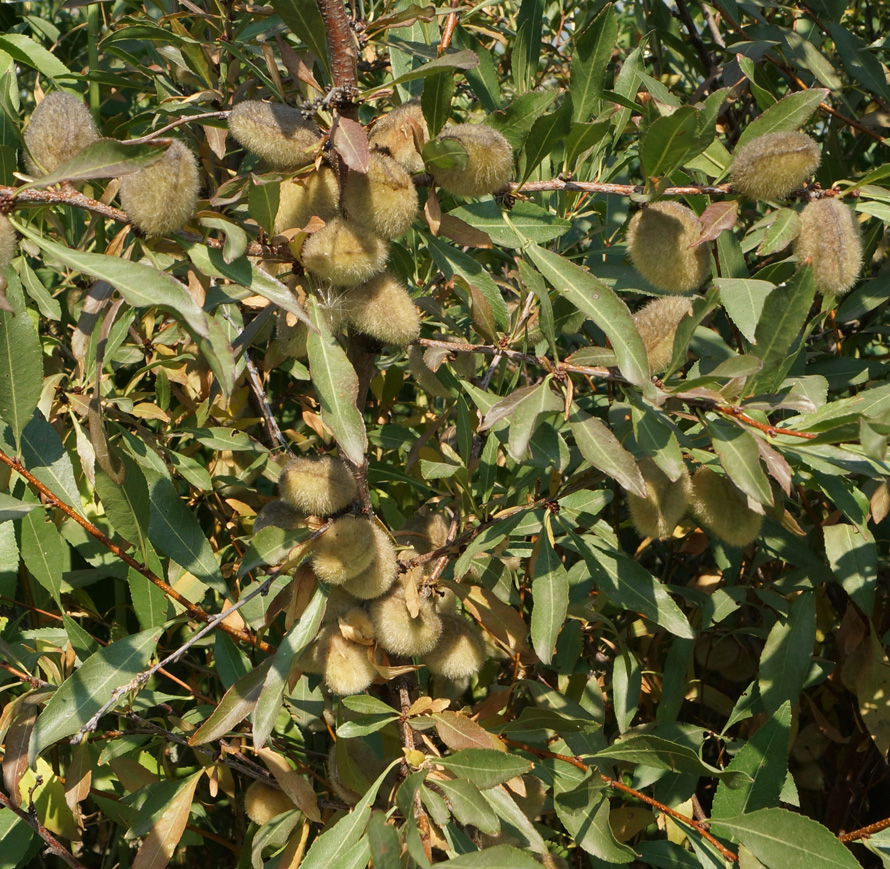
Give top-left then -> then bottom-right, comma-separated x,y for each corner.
0,1 -> 889,867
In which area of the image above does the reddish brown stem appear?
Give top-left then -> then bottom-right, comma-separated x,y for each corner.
315,0 -> 358,104
0,790 -> 88,869
714,404 -> 817,440
839,815 -> 890,843
0,448 -> 273,653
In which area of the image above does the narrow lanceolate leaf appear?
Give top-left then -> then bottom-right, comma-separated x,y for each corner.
0,272 -> 42,450
0,493 -> 41,522
306,298 -> 367,465
569,408 -> 646,497
94,454 -> 151,559
712,701 -> 792,819
19,138 -> 167,190
437,749 -> 532,789
189,658 -> 272,746
144,469 -> 225,595
524,243 -> 649,385
256,746 -> 321,822
253,584 -> 326,749
641,106 -> 699,180
20,509 -> 65,602
480,379 -> 562,461
758,591 -> 816,715
269,0 -> 330,77
711,808 -> 862,869
824,523 -> 877,615
434,778 -> 500,835
386,49 -> 479,88
555,780 -> 635,863
521,97 -> 573,183
571,4 -> 617,122
14,219 -> 210,339
715,279 -> 774,345
131,771 -> 201,869
530,529 -> 569,665
19,413 -> 83,513
707,417 -> 773,506
29,626 -> 161,763
735,89 -> 830,150
441,845 -> 543,869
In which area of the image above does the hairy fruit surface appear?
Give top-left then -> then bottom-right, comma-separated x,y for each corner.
796,198 -> 863,295
731,131 -> 820,200
300,218 -> 389,287
339,524 -> 398,599
429,124 -> 513,197
24,91 -> 99,176
633,296 -> 695,375
627,458 -> 691,539
690,467 -> 763,548
278,455 -> 357,516
228,100 -> 321,170
343,152 -> 418,239
369,101 -> 428,175
323,630 -> 378,695
311,516 -> 377,584
423,614 -> 487,679
274,166 -> 340,235
341,272 -> 421,346
244,781 -> 296,826
0,215 -> 16,271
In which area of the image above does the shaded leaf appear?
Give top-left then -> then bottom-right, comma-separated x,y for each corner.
569,408 -> 646,497
437,749 -> 532,789
131,771 -> 201,869
824,524 -> 877,615
571,4 -> 617,122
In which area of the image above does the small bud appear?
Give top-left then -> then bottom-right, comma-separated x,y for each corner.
311,516 -> 377,585
340,524 -> 399,599
689,467 -> 763,548
341,272 -> 421,346
253,499 -> 304,533
407,345 -> 451,398
626,458 -> 691,539
228,100 -> 320,170
323,629 -> 378,695
423,614 -> 486,679
369,575 -> 443,656
369,100 -> 428,175
278,455 -> 357,516
274,166 -> 340,235
633,296 -> 695,375
244,781 -> 296,826
731,131 -> 820,201
0,215 -> 17,271
120,140 -> 200,236
299,217 -> 389,287
795,198 -> 863,295
23,91 -> 99,176
343,152 -> 418,239
429,124 -> 513,197
626,201 -> 711,293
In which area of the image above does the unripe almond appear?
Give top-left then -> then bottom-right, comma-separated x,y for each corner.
274,166 -> 340,235
407,345 -> 451,398
369,576 -> 443,656
311,516 -> 377,584
429,123 -> 513,196
395,509 -> 451,554
341,272 -> 421,346
795,198 -> 863,295
299,217 -> 389,287
340,525 -> 399,599
633,296 -> 694,375
253,499 -> 304,533
119,140 -> 199,236
626,201 -> 710,293
323,630 -> 378,695
369,100 -> 428,175
627,458 -> 691,539
0,215 -> 16,271
278,455 -> 357,516
423,614 -> 486,679
689,467 -> 763,547
228,100 -> 320,170
244,780 -> 296,826
731,131 -> 820,201
23,92 -> 99,176
343,152 -> 418,238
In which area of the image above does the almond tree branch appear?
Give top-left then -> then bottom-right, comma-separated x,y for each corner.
0,448 -> 274,653
839,815 -> 890,843
0,790 -> 89,869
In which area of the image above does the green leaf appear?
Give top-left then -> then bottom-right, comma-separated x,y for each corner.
592,735 -> 750,786
306,297 -> 367,466
712,808 -> 862,869
128,547 -> 169,631
712,701 -> 792,818
368,811 -> 401,869
512,0 -> 543,91
29,626 -> 161,763
386,49 -> 479,88
735,89 -> 829,150
757,209 -> 801,257
487,89 -> 560,152
441,845 -> 542,869
629,399 -> 686,481
421,69 -> 454,137
94,454 -> 151,559
0,271 -> 42,450
824,523 -> 877,616
571,537 -> 694,639
707,418 -> 773,506
248,175 -> 280,236
569,408 -> 647,497
520,96 -> 573,183
434,779 -> 500,835
18,413 -> 83,514
343,696 -> 397,716
253,584 -> 327,748
715,279 -> 774,345
269,0 -> 330,79
480,380 -> 562,462
437,749 -> 533,789
20,509 -> 65,602
14,220 -> 210,339
0,34 -> 71,81
612,648 -> 641,733
197,217 -> 248,265
189,658 -> 272,746
829,24 -> 890,100
0,493 -> 41,522
524,244 -> 649,385
641,106 -> 699,180
530,528 -> 569,664
450,200 -> 571,248
19,138 -> 167,190
758,591 -> 816,715
571,4 -> 617,122
144,469 -> 225,595
554,779 -> 635,863
237,524 -> 313,577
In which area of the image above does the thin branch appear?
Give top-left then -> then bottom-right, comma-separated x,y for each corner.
0,790 -> 89,869
0,448 -> 274,653
500,738 -> 739,863
128,110 -> 231,144
839,815 -> 890,843
713,403 -> 817,439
